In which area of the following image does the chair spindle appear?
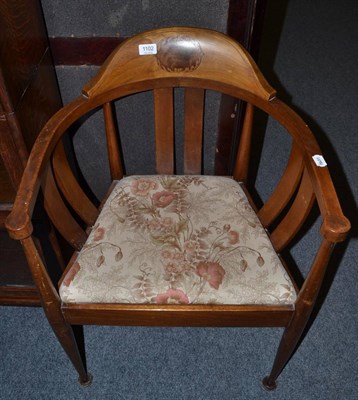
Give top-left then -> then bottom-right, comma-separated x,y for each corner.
103,102 -> 123,180
270,168 -> 315,252
43,166 -> 88,250
52,141 -> 99,226
257,143 -> 304,228
183,88 -> 205,175
233,103 -> 254,182
154,88 -> 174,174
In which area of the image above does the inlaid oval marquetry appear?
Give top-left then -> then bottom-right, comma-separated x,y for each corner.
156,36 -> 204,72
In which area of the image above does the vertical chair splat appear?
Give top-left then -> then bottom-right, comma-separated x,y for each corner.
103,102 -> 123,180
233,103 -> 254,183
183,88 -> 205,175
154,88 -> 174,174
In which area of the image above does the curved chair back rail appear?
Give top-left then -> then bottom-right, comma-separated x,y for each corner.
5,27 -> 350,389
82,27 -> 276,100
6,83 -> 349,243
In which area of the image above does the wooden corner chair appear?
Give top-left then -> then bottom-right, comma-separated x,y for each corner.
6,27 -> 350,389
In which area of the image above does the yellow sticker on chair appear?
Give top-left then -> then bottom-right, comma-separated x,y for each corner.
312,155 -> 327,167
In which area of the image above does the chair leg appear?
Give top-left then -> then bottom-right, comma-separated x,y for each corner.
262,308 -> 314,391
262,317 -> 305,391
46,313 -> 92,386
20,236 -> 92,385
263,240 -> 335,390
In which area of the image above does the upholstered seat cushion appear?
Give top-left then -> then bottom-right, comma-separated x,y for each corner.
59,176 -> 296,305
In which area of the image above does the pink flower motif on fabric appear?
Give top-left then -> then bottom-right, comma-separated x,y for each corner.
196,261 -> 226,289
147,219 -> 162,232
59,176 -> 297,306
155,288 -> 190,304
162,217 -> 173,227
161,250 -> 172,259
94,227 -> 105,241
183,240 -> 197,254
62,262 -> 80,287
152,191 -> 176,208
131,178 -> 158,196
228,230 -> 240,244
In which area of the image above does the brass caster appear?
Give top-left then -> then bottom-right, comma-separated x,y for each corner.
78,373 -> 93,387
262,376 -> 277,391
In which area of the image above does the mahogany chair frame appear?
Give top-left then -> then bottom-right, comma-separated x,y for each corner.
6,28 -> 350,389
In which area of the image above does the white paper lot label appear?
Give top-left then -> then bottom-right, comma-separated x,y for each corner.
312,155 -> 327,167
138,44 -> 157,55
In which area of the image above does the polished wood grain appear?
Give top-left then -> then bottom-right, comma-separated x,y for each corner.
42,166 -> 87,250
233,102 -> 254,182
257,142 -> 304,228
8,83 -> 349,243
5,28 -> 350,388
63,303 -> 293,327
183,88 -> 205,174
83,28 -> 275,100
154,88 -> 174,174
52,140 -> 99,226
270,168 -> 315,252
264,239 -> 334,389
46,4 -> 267,176
0,287 -> 40,306
103,102 -> 124,180
21,235 -> 90,384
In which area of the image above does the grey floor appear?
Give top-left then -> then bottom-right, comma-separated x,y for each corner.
1,1 -> 357,399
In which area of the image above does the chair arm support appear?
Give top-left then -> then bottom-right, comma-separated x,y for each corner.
264,98 -> 351,243
305,155 -> 351,242
5,97 -> 90,241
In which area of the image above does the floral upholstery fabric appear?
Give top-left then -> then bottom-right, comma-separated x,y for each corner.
59,176 -> 296,305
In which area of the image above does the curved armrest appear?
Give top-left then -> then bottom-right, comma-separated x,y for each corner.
265,98 -> 350,243
6,193 -> 36,240
321,213 -> 350,243
6,96 -> 89,240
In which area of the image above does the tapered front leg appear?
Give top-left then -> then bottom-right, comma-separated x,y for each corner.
263,239 -> 335,389
21,237 -> 92,385
48,317 -> 91,386
262,314 -> 306,390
